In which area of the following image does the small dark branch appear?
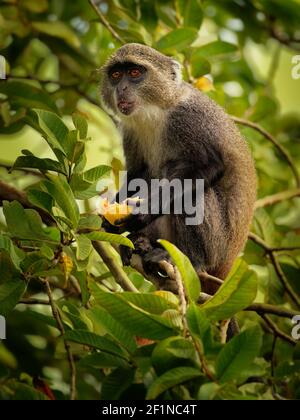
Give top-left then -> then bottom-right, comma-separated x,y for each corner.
0,180 -> 54,226
271,334 -> 277,379
270,26 -> 300,52
233,117 -> 300,188
248,232 -> 271,252
92,241 -> 139,292
260,314 -> 296,346
42,278 -> 77,400
269,253 -> 300,308
198,271 -> 224,286
18,298 -> 50,305
255,189 -> 300,209
220,319 -> 230,344
89,0 -> 124,44
199,290 -> 299,318
193,335 -> 216,382
246,303 -> 299,319
249,233 -> 300,307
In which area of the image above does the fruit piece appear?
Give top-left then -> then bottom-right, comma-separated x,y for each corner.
100,198 -> 133,226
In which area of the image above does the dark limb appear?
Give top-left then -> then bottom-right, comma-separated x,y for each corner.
114,154 -> 225,233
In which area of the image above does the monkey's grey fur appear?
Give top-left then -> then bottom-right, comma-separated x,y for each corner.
101,43 -> 257,287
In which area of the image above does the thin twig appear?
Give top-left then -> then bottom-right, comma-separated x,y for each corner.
199,291 -> 299,318
260,314 -> 296,346
42,278 -> 77,400
255,189 -> 300,209
233,116 -> 300,187
246,303 -> 299,319
92,241 -> 138,292
18,298 -> 50,305
269,252 -> 300,307
89,0 -> 124,44
198,271 -> 224,286
249,233 -> 300,307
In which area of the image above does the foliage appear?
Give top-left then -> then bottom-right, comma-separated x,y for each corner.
0,0 -> 300,401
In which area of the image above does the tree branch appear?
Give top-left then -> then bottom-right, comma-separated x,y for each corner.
232,116 -> 300,188
92,241 -> 139,292
89,0 -> 124,44
260,314 -> 296,346
249,233 -> 300,307
42,278 -> 77,400
255,189 -> 300,209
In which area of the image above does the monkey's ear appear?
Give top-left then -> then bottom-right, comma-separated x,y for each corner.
171,60 -> 183,82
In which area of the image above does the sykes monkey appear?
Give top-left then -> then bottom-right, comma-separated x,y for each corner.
101,43 -> 256,289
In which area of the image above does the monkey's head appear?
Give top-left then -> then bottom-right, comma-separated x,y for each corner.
101,43 -> 182,118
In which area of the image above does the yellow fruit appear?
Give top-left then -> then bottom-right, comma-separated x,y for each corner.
100,198 -> 132,225
194,76 -> 215,92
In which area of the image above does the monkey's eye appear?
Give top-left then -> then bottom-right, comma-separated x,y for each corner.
128,68 -> 142,78
111,71 -> 122,80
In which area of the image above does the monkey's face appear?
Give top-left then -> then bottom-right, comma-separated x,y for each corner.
106,61 -> 147,116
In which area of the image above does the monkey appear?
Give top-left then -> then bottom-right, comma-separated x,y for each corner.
100,43 -> 257,292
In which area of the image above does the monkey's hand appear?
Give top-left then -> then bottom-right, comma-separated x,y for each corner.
120,233 -> 153,266
114,213 -> 155,233
101,217 -> 122,234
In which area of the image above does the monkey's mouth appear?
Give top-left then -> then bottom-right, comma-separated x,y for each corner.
117,100 -> 135,115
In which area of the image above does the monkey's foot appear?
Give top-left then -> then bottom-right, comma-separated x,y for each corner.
142,248 -> 171,276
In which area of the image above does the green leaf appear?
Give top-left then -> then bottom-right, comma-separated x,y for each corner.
78,353 -> 130,369
0,235 -> 23,270
81,165 -> 111,183
190,55 -> 211,78
194,41 -> 238,58
64,330 -> 129,359
120,292 -> 178,314
91,286 -> 177,340
0,81 -> 58,112
156,28 -> 198,53
32,21 -> 81,48
215,326 -> 263,384
33,109 -> 69,158
72,113 -> 88,139
3,201 -> 59,243
76,235 -> 92,261
27,189 -> 54,215
146,367 -> 202,399
42,175 -> 80,228
78,215 -> 102,231
64,130 -> 79,162
186,302 -> 211,345
87,231 -> 134,249
0,379 -> 48,400
177,0 -> 203,29
0,280 -> 26,316
198,260 -> 258,321
21,0 -> 48,13
159,240 -> 200,301
13,156 -> 67,175
89,306 -> 137,354
101,368 -> 135,400
74,271 -> 90,306
152,337 -> 195,373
